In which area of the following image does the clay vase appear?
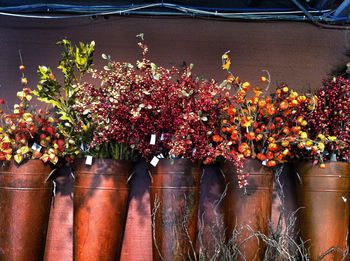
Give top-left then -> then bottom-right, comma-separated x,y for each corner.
221,159 -> 273,261
149,159 -> 201,261
0,160 -> 52,261
73,159 -> 133,261
295,162 -> 350,261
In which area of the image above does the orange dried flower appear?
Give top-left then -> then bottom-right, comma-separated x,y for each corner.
212,134 -> 222,142
246,132 -> 255,141
238,142 -> 249,153
267,160 -> 277,167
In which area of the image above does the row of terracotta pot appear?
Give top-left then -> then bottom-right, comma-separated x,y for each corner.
0,159 -> 349,260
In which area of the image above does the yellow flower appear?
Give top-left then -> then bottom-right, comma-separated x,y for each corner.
20,146 -> 30,154
317,134 -> 326,140
222,51 -> 231,70
300,132 -> 308,139
318,142 -> 325,152
328,136 -> 337,141
50,156 -> 58,165
40,154 -> 49,163
306,140 -> 313,147
2,135 -> 10,143
17,91 -> 25,100
289,91 -> 298,99
3,148 -> 12,154
82,124 -> 89,132
23,112 -> 33,120
300,120 -> 307,126
242,82 -> 251,91
260,76 -> 267,82
253,87 -> 262,97
14,154 -> 23,164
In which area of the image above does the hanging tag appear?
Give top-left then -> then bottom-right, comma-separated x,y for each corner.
150,156 -> 160,167
80,143 -> 89,152
85,155 -> 93,165
150,134 -> 156,145
192,148 -> 197,156
262,160 -> 268,166
160,133 -> 165,141
330,153 -> 337,162
31,142 -> 42,152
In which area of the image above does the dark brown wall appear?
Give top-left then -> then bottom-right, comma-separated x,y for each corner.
0,16 -> 348,105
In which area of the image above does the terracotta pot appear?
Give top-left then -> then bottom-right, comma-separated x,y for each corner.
149,159 -> 201,261
221,159 -> 273,261
73,158 -> 133,261
295,162 -> 350,261
0,160 -> 52,261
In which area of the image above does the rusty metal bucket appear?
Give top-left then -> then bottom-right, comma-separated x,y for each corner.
73,158 -> 133,261
295,162 -> 350,261
0,160 -> 52,261
221,159 -> 273,261
149,159 -> 201,261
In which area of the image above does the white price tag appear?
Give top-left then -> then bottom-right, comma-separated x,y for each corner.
150,156 -> 160,167
150,134 -> 156,145
31,143 -> 42,152
160,133 -> 165,141
330,153 -> 337,162
262,160 -> 268,166
85,155 -> 93,165
157,153 -> 164,159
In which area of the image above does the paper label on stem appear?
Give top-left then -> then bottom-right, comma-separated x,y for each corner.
330,153 -> 337,162
150,156 -> 159,167
85,155 -> 93,165
31,143 -> 42,152
150,134 -> 156,145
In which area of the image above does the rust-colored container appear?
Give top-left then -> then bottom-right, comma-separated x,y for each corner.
0,160 -> 52,261
295,162 -> 350,261
73,158 -> 133,261
221,159 -> 273,261
149,159 -> 201,261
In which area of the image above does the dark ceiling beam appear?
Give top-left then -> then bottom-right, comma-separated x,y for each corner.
290,0 -> 315,21
334,0 -> 350,17
315,0 -> 335,9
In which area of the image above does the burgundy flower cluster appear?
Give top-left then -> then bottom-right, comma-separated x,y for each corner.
73,41 -> 226,162
305,76 -> 350,161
